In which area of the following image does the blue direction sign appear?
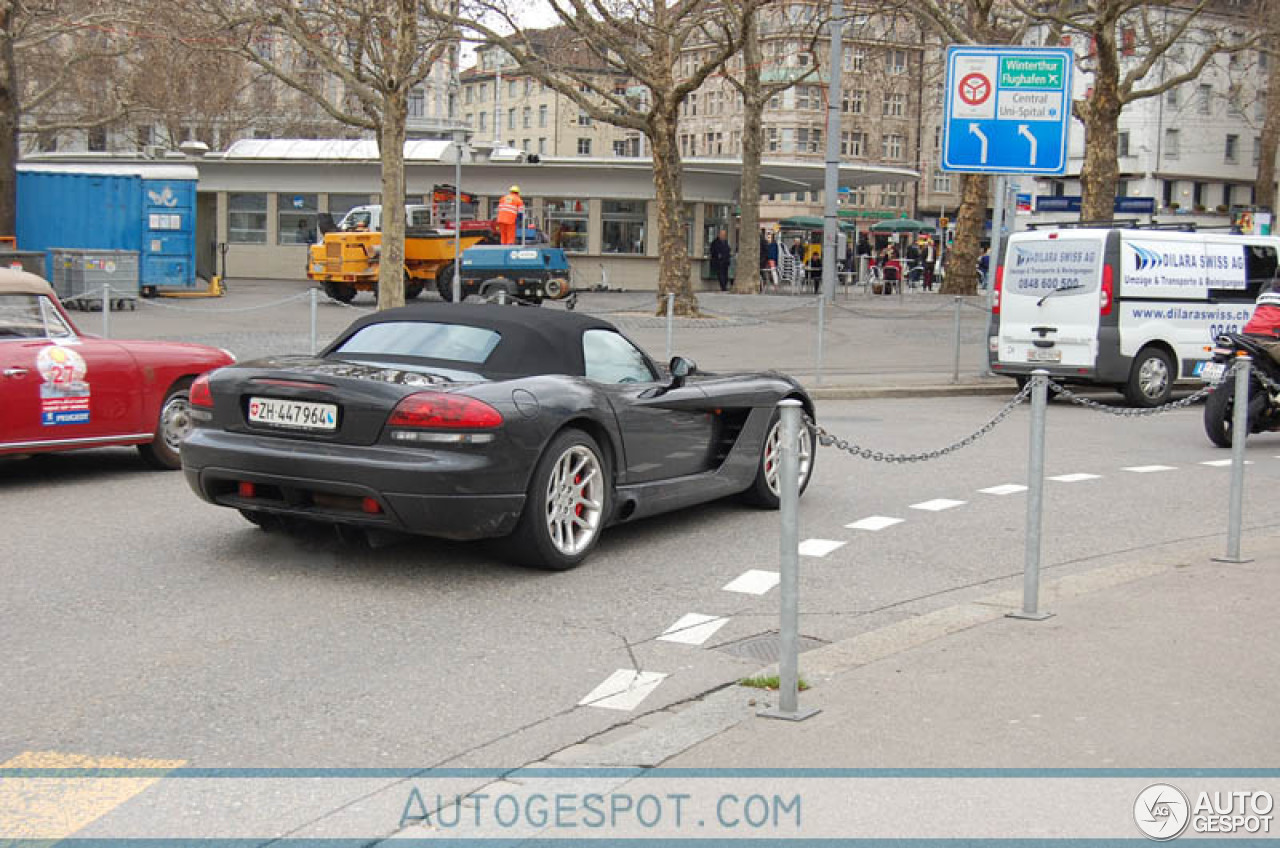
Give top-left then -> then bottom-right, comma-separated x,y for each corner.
942,46 -> 1074,174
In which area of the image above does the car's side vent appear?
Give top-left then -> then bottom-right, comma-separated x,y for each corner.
712,409 -> 750,466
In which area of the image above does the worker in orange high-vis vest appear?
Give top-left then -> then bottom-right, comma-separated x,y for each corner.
496,185 -> 525,245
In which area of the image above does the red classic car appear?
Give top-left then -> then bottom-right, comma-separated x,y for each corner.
0,268 -> 235,469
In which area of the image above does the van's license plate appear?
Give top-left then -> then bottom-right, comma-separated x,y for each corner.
248,397 -> 338,431
1026,349 -> 1061,362
1200,362 -> 1227,383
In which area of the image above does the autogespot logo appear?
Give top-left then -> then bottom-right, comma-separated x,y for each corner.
1135,784 -> 1191,840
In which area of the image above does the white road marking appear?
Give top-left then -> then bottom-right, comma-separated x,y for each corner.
910,498 -> 966,512
722,569 -> 780,595
578,669 -> 668,711
657,613 -> 729,646
1200,459 -> 1253,467
1049,473 -> 1101,483
1122,465 -> 1177,473
979,484 -> 1027,496
845,516 -> 904,532
798,539 -> 846,557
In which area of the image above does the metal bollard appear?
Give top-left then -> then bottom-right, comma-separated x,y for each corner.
951,296 -> 963,384
309,287 -> 319,355
760,400 -> 820,721
1009,369 -> 1053,621
665,292 -> 675,361
858,255 -> 868,293
1214,356 -> 1254,564
101,283 -> 110,338
815,295 -> 826,387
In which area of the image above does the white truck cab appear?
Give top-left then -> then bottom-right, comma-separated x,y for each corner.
989,227 -> 1280,406
336,204 -> 432,232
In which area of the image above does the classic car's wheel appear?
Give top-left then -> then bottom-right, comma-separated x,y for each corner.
324,281 -> 356,303
743,408 -> 815,508
506,429 -> 609,570
137,381 -> 194,470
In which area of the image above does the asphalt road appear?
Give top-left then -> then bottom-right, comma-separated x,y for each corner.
4,393 -> 1275,775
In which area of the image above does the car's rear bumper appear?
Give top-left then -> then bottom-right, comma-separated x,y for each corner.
182,430 -> 525,540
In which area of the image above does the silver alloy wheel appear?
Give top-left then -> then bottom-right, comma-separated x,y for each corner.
159,393 -> 194,453
544,444 -> 604,556
1138,356 -> 1170,400
763,419 -> 813,497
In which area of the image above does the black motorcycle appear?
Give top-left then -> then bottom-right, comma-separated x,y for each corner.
1202,333 -> 1280,447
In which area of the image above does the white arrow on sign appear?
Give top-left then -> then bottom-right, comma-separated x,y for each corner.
1018,124 -> 1038,165
969,123 -> 989,164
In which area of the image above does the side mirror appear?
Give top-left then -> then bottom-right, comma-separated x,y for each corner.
668,356 -> 697,388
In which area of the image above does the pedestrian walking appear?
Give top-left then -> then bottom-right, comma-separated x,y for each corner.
710,229 -> 732,292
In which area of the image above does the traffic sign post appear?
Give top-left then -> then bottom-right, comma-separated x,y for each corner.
942,46 -> 1074,175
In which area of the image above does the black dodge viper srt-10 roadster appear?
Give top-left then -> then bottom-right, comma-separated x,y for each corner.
182,302 -> 816,569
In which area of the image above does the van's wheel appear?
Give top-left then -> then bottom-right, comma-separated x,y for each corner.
435,262 -> 456,301
503,429 -> 609,570
742,408 -> 816,508
1125,347 -> 1174,407
137,380 -> 194,470
323,281 -> 356,303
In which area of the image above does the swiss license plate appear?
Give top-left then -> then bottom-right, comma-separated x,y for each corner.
1026,348 -> 1061,363
1200,362 -> 1227,383
248,397 -> 338,431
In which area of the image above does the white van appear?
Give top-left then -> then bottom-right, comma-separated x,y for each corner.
334,204 -> 432,232
989,227 -> 1280,406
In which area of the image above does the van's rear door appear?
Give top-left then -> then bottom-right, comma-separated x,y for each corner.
995,232 -> 1107,372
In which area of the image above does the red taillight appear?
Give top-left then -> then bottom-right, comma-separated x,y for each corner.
387,392 -> 503,429
362,497 -> 383,514
238,481 -> 256,498
190,373 -> 214,408
1100,264 -> 1114,316
992,265 -> 1005,314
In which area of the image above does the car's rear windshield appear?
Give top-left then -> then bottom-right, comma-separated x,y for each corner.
331,321 -> 501,364
1004,238 -> 1102,296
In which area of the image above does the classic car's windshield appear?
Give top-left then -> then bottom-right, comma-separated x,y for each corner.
332,321 -> 501,364
0,295 -> 74,340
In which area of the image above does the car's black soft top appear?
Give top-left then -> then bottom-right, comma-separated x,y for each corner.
324,301 -> 624,377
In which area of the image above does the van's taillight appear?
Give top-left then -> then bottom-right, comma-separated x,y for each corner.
190,374 -> 214,408
992,265 -> 1005,314
1100,264 -> 1114,316
387,392 -> 502,429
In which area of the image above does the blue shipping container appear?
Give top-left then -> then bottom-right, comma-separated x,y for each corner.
17,163 -> 199,290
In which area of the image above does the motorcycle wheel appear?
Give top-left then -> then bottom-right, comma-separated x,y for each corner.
1204,372 -> 1267,448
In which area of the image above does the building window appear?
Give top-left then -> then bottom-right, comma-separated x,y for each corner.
845,89 -> 865,114
1226,134 -> 1239,163
522,106 -> 531,128
889,49 -> 908,74
851,48 -> 866,72
841,130 -> 866,157
409,87 -> 424,118
37,131 -> 57,152
87,127 -> 107,152
932,170 -> 953,193
882,92 -> 906,117
464,85 -> 473,105
883,182 -> 907,208
479,112 -> 488,131
767,127 -> 779,153
539,105 -> 548,128
602,200 -> 646,254
277,193 -> 318,245
882,133 -> 904,160
1166,87 -> 1179,107
1165,128 -> 1180,159
577,109 -> 592,127
546,197 -> 588,253
508,79 -> 517,98
577,137 -> 592,156
538,137 -> 547,154
136,125 -> 152,148
327,193 -> 371,223
229,193 -> 268,244
1198,84 -> 1212,115
613,140 -> 627,156
1117,131 -> 1130,157
508,108 -> 516,130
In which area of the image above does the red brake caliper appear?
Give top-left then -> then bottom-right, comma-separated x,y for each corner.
574,473 -> 584,518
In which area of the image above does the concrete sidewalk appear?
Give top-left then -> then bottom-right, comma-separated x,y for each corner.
657,531 -> 1280,769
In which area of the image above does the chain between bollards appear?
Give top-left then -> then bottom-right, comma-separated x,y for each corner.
1214,355 -> 1254,564
1009,369 -> 1053,621
760,400 -> 819,721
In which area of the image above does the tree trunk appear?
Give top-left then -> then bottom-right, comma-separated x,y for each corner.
1256,21 -> 1280,212
940,172 -> 988,295
377,95 -> 408,311
734,11 -> 764,295
1077,22 -> 1122,223
651,108 -> 697,315
0,7 -> 17,236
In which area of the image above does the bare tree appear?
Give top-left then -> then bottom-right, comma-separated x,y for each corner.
0,0 -> 135,233
718,1 -> 820,294
184,0 -> 456,309
1255,0 -> 1280,212
438,0 -> 746,315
